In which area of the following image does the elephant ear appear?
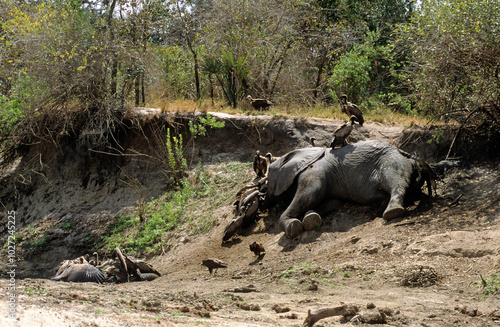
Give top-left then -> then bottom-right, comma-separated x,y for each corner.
268,147 -> 326,197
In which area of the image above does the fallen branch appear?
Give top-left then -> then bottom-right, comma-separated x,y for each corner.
449,194 -> 463,206
303,304 -> 359,327
223,284 -> 259,293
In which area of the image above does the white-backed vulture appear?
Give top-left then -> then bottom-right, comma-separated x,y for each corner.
330,115 -> 356,148
339,94 -> 364,126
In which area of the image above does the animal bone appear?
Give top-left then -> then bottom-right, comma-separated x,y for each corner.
223,215 -> 245,242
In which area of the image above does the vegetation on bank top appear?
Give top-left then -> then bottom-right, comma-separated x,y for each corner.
0,0 -> 498,159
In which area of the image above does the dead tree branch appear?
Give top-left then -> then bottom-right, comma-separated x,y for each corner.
303,304 -> 359,327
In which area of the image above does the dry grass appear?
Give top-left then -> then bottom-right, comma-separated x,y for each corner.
143,98 -> 444,126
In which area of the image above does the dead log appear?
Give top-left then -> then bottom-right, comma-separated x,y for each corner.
303,304 -> 359,327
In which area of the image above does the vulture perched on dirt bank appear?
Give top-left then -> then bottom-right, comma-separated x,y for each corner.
339,94 -> 364,126
247,95 -> 273,110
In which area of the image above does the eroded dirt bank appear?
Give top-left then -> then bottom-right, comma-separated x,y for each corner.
0,110 -> 499,326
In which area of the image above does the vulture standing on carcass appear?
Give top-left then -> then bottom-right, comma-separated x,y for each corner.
201,258 -> 228,276
339,94 -> 364,126
247,95 -> 273,110
330,115 -> 357,148
253,150 -> 268,177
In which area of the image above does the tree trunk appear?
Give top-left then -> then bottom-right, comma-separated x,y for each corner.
134,76 -> 140,106
111,60 -> 118,99
141,73 -> 145,105
314,55 -> 328,101
208,74 -> 214,106
192,47 -> 200,100
107,0 -> 118,101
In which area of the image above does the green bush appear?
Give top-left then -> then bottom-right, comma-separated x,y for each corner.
0,75 -> 45,137
188,113 -> 225,137
165,128 -> 187,184
329,46 -> 372,103
0,95 -> 23,136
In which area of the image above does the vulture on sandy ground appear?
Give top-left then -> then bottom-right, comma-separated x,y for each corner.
339,94 -> 364,126
253,150 -> 268,177
249,241 -> 265,257
247,95 -> 273,110
52,261 -> 105,283
123,253 -> 161,281
330,115 -> 357,148
201,258 -> 228,276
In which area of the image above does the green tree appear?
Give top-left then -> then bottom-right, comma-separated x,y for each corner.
164,0 -> 208,100
398,0 -> 500,126
203,51 -> 250,108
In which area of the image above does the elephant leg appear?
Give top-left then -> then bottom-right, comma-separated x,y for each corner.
279,216 -> 304,239
383,188 -> 405,220
303,210 -> 322,231
279,178 -> 325,238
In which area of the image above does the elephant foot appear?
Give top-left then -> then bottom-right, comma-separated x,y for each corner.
383,204 -> 405,221
284,219 -> 304,239
302,211 -> 322,231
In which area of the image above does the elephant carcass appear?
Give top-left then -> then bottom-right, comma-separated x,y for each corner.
267,147 -> 326,199
223,191 -> 261,242
223,178 -> 268,242
265,140 -> 432,239
105,247 -> 161,282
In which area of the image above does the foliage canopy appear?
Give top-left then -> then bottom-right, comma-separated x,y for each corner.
0,0 -> 498,155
